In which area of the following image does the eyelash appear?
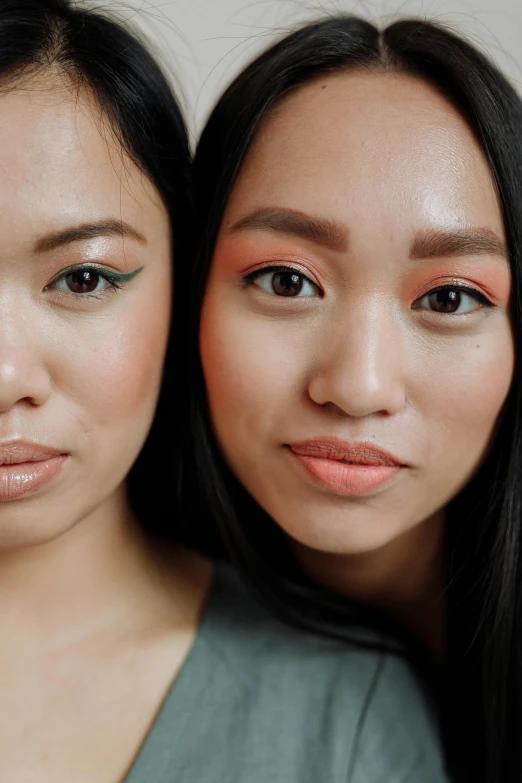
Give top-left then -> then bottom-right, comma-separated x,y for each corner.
243,265 -> 494,311
244,265 -> 321,294
45,264 -> 128,299
413,284 -> 493,309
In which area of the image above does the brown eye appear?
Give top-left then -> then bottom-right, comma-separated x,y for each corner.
65,270 -> 101,294
272,271 -> 304,296
427,289 -> 461,313
414,285 -> 491,315
249,268 -> 319,297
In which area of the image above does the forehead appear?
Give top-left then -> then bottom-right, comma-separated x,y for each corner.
223,71 -> 503,240
0,71 -> 167,241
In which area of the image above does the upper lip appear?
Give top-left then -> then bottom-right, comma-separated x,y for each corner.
0,440 -> 66,466
289,438 -> 407,467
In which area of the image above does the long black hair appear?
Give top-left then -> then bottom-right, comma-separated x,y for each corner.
0,0 -> 192,532
181,15 -> 522,783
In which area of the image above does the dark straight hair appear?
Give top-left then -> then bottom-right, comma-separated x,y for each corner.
0,0 -> 192,532
182,15 -> 522,783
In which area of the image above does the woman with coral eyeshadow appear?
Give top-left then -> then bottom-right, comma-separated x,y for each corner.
184,14 -> 522,783
0,3 -> 446,782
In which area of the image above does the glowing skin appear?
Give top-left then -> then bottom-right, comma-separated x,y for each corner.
200,73 -> 514,648
0,78 -> 170,545
0,74 -> 210,782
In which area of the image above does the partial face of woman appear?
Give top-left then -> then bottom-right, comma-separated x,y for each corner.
0,73 -> 171,548
200,72 -> 514,556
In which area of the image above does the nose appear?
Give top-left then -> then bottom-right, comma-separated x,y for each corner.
307,299 -> 406,418
0,307 -> 52,413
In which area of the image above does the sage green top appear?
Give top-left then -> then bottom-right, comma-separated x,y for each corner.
125,563 -> 447,783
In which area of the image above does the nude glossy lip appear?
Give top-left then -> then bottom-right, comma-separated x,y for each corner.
288,438 -> 407,497
0,441 -> 69,501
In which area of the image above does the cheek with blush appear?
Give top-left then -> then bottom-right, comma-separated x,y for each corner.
416,321 -> 514,477
406,256 -> 513,467
53,273 -> 172,450
200,290 -> 308,456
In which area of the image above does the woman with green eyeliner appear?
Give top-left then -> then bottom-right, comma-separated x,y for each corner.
0,2 -> 446,782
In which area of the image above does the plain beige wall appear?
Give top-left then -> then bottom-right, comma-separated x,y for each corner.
116,0 -> 522,140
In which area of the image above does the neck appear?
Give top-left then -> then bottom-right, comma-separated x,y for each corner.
295,511 -> 446,663
0,487 -> 207,658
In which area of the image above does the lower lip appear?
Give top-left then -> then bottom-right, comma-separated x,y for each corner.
291,452 -> 402,496
0,456 -> 68,501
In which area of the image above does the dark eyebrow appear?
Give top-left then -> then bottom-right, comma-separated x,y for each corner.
410,228 -> 507,261
229,207 -> 348,253
34,218 -> 147,253
229,211 -> 507,261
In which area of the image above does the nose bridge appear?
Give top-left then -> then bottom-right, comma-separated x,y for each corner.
0,291 -> 51,411
309,294 -> 406,417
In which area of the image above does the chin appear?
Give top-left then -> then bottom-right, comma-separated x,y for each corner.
279,508 -> 415,557
0,512 -> 72,550
283,524 -> 392,557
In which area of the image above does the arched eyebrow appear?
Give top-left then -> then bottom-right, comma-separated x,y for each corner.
229,207 -> 348,253
409,229 -> 507,261
34,218 -> 147,253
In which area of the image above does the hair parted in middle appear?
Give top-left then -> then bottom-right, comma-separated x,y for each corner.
176,15 -> 522,783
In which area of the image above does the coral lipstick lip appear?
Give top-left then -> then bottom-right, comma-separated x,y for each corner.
0,441 -> 69,501
288,437 -> 407,497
